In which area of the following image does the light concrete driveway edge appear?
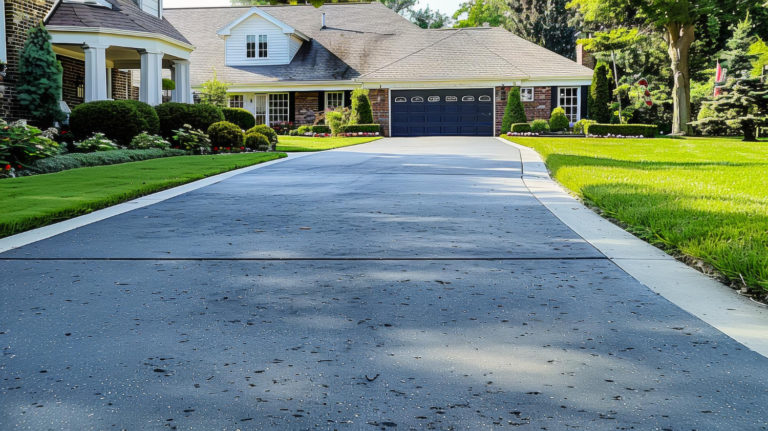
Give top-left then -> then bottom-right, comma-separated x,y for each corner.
0,152 -> 315,255
498,137 -> 768,358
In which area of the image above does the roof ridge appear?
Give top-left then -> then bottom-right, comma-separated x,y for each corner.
462,28 -> 529,79
358,29 -> 467,79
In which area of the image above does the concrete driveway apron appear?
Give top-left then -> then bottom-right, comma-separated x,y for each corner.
1,137 -> 766,430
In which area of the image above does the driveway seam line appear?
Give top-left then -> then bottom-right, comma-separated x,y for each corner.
0,256 -> 610,262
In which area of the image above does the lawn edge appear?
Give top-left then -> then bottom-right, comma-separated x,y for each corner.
275,137 -> 382,152
497,136 -> 768,359
0,152 -> 314,254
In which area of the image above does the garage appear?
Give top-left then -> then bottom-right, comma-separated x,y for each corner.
390,89 -> 494,137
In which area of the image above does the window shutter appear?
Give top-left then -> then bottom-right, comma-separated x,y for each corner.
581,85 -> 589,120
344,91 -> 352,108
550,86 -> 558,112
318,91 -> 325,112
289,92 -> 296,123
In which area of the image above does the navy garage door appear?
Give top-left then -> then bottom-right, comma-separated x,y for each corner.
391,89 -> 494,137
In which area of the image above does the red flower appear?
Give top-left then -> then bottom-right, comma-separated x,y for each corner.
226,147 -> 231,151
213,147 -> 219,151
240,147 -> 245,150
4,164 -> 10,171
16,164 -> 22,169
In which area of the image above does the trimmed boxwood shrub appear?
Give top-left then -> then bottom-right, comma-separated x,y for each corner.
222,107 -> 256,130
123,100 -> 160,135
501,87 -> 527,133
70,100 -> 149,146
350,88 -> 373,124
337,124 -> 381,134
28,149 -> 186,174
531,119 -> 549,133
510,123 -> 532,133
155,102 -> 225,138
549,107 -> 570,132
208,121 -> 244,148
245,132 -> 270,151
311,125 -> 331,134
246,125 -> 278,145
586,123 -> 658,138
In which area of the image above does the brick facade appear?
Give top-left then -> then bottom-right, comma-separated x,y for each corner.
59,55 -> 84,108
368,88 -> 388,136
294,91 -> 319,125
112,69 -> 134,101
494,86 -> 552,134
1,0 -> 57,120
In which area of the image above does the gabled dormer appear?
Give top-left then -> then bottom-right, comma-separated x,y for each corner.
217,7 -> 309,67
136,0 -> 163,19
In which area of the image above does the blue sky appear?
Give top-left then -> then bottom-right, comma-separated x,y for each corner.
163,0 -> 465,18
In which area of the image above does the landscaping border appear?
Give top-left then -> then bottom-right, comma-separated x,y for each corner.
497,137 -> 768,358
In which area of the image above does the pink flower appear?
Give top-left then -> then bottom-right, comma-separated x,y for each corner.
4,164 -> 10,171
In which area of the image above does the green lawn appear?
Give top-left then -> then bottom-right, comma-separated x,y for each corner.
275,136 -> 381,152
0,152 -> 285,238
503,135 -> 768,293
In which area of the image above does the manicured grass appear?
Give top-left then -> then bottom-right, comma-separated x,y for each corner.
0,152 -> 285,238
503,135 -> 768,293
275,136 -> 381,152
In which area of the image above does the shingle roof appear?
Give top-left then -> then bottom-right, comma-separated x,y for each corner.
47,0 -> 191,46
163,3 -> 592,86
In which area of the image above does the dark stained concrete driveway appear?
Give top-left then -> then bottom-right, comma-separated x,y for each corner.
1,137 -> 766,430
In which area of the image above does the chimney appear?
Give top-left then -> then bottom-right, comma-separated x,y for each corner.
321,12 -> 326,29
576,43 -> 595,69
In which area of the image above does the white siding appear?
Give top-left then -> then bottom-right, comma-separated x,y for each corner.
141,0 -> 159,18
288,35 -> 302,62
225,15 -> 291,66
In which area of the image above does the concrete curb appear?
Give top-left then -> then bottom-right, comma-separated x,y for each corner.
0,152 -> 313,255
497,137 -> 768,358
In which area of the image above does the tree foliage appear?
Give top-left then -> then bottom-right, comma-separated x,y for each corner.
410,6 -> 449,28
501,87 -> 527,133
350,88 -> 373,124
506,0 -> 578,59
692,76 -> 768,141
722,14 -> 758,78
589,63 -> 612,122
750,37 -> 768,77
17,23 -> 64,128
453,0 -> 506,28
379,0 -> 417,13
200,70 -> 231,108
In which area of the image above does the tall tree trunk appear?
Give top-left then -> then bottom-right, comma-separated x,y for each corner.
667,23 -> 695,135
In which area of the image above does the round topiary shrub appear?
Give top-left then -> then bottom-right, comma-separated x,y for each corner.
155,102 -> 225,138
123,100 -> 160,135
531,119 -> 550,133
70,100 -> 147,146
208,121 -> 244,149
549,107 -> 570,132
246,124 -> 278,146
245,132 -> 270,151
222,107 -> 256,130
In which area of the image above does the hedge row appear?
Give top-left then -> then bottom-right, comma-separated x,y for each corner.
222,107 -> 256,130
28,149 -> 187,174
311,125 -> 332,134
511,123 -> 532,133
337,124 -> 381,134
585,124 -> 658,138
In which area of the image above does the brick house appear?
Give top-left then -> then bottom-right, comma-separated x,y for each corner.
165,3 -> 595,137
0,0 -> 193,121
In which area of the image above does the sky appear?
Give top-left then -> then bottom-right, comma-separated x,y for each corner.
163,0 -> 465,18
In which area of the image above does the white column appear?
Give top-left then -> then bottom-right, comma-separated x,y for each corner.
107,67 -> 113,99
139,50 -> 163,106
171,59 -> 192,103
83,44 -> 108,102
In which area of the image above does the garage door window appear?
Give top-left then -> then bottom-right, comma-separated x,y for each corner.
394,97 -> 406,103
428,96 -> 440,102
478,95 -> 491,102
462,96 -> 475,102
446,96 -> 457,102
411,96 -> 424,103
558,87 -> 580,123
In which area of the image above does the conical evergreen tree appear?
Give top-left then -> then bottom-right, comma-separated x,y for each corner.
17,22 -> 64,127
588,63 -> 612,123
350,89 -> 373,124
692,76 -> 768,141
501,87 -> 527,133
722,14 -> 758,78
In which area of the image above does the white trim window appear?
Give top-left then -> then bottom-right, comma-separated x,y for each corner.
258,35 -> 268,58
520,87 -> 534,102
228,94 -> 244,108
558,87 -> 580,123
325,91 -> 344,110
268,93 -> 289,125
246,35 -> 256,58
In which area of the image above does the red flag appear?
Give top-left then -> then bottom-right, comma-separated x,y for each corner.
714,61 -> 723,97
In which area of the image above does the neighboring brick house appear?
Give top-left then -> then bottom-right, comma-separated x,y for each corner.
165,3 -> 595,137
0,0 -> 193,121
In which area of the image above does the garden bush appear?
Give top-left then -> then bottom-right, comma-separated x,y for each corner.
501,87 -> 527,133
0,120 -> 60,172
350,88 -> 373,124
123,100 -> 160,135
510,123 -> 532,133
297,125 -> 312,135
573,119 -> 597,134
585,123 -> 658,138
70,100 -> 151,146
245,132 -> 270,151
172,124 -> 211,154
246,125 -> 278,146
311,125 -> 332,134
208,121 -> 244,148
28,149 -> 186,174
129,132 -> 170,150
73,133 -> 119,152
326,110 -> 345,135
531,119 -> 550,133
222,107 -> 256,130
155,102 -> 224,138
549,107 -> 570,132
337,124 -> 381,134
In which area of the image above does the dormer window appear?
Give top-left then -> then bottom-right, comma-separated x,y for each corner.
247,35 -> 268,59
